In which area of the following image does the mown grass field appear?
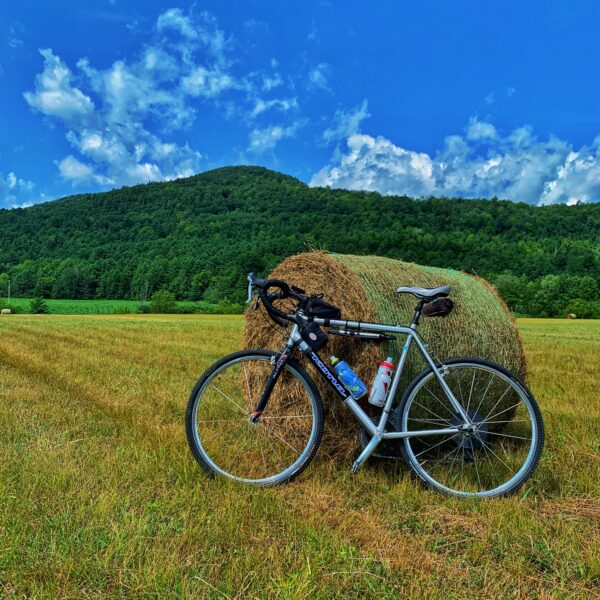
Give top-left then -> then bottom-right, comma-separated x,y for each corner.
0,315 -> 598,598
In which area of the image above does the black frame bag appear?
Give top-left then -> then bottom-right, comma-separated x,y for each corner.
304,295 -> 342,320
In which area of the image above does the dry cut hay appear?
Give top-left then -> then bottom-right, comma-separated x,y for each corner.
244,251 -> 527,457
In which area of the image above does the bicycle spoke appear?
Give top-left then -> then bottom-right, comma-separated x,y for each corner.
485,402 -> 523,423
449,444 -> 462,470
482,419 -> 529,425
485,430 -> 531,442
423,386 -> 455,419
261,415 -> 312,419
455,369 -> 465,404
275,398 -> 302,413
430,444 -> 462,465
212,385 -> 246,414
415,433 -> 459,460
472,446 -> 482,491
478,440 -> 498,486
482,385 -> 513,423
196,427 -> 226,448
198,418 -> 248,423
408,416 -> 451,427
473,371 -> 494,416
241,365 -> 253,412
413,400 -> 452,425
466,370 -> 477,413
261,422 -> 299,455
481,438 -> 514,473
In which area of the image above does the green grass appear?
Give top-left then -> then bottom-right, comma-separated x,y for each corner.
1,298 -> 221,315
0,315 -> 598,598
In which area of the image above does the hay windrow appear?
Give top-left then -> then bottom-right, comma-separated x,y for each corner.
244,251 -> 526,456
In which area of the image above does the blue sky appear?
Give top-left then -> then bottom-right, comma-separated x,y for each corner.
1,1 -> 600,208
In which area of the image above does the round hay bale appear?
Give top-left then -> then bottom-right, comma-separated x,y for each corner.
244,251 -> 526,457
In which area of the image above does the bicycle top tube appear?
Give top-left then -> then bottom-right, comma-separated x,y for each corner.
296,313 -> 415,335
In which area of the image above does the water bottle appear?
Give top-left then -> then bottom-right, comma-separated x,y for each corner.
330,356 -> 368,399
368,357 -> 394,407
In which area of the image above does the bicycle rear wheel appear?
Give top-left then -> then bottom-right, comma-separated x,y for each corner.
393,358 -> 544,498
185,350 -> 323,485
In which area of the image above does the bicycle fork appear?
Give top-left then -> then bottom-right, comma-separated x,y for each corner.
249,344 -> 294,422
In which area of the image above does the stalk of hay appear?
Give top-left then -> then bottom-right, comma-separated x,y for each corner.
244,251 -> 526,457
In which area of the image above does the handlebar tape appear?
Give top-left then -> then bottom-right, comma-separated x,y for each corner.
249,273 -> 296,327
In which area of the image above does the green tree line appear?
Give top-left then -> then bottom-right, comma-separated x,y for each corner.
0,166 -> 599,317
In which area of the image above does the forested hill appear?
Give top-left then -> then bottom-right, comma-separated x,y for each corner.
1,165 -> 600,316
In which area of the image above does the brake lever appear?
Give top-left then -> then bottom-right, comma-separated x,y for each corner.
246,274 -> 254,304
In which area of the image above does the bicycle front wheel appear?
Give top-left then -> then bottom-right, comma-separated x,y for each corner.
185,350 -> 323,485
393,358 -> 544,498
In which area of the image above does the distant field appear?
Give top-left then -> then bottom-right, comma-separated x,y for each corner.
0,315 -> 598,597
1,297 -> 222,314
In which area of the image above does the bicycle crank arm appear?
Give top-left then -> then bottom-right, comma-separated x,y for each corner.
370,447 -> 404,460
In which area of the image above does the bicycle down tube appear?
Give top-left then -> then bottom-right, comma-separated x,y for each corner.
291,315 -> 472,437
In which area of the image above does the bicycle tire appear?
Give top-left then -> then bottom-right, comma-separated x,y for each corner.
392,357 -> 544,498
185,349 -> 324,485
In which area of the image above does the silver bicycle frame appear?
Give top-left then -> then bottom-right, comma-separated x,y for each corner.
289,314 -> 471,473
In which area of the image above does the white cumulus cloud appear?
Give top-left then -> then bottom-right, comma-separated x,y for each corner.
156,8 -> 198,39
0,170 -> 36,208
248,120 -> 305,153
23,8 -> 320,191
261,72 -> 283,91
22,9 -> 249,188
250,97 -> 298,118
466,117 -> 497,141
24,49 -> 95,124
181,66 -> 237,98
308,63 -> 331,91
311,117 -> 600,205
313,133 -> 435,197
57,155 -> 111,186
322,99 -> 370,144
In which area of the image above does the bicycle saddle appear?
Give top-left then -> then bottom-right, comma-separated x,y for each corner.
395,285 -> 451,299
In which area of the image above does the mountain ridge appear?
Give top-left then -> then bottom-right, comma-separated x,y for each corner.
0,165 -> 599,317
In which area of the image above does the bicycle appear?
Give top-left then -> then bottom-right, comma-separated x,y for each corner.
185,273 -> 544,498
